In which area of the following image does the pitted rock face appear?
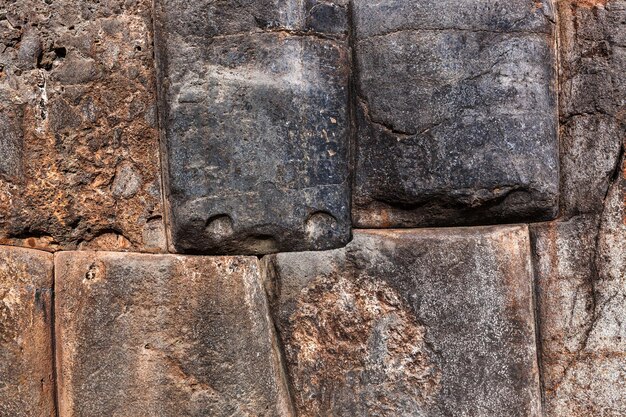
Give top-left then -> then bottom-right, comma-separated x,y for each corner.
0,0 -> 165,252
268,226 -> 542,416
283,273 -> 441,416
352,0 -> 559,227
154,0 -> 351,255
0,246 -> 54,417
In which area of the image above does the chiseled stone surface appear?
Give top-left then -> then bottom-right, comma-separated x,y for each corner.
55,252 -> 293,417
0,0 -> 165,252
0,246 -> 54,417
154,0 -> 350,255
352,0 -> 559,227
265,227 -> 541,416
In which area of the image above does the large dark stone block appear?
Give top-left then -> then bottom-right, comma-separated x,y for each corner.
353,0 -> 559,227
265,226 -> 542,416
55,252 -> 293,416
154,0 -> 351,254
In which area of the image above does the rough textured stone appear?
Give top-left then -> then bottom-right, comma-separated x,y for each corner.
55,251 -> 293,417
0,0 -> 165,252
154,0 -> 350,254
352,0 -> 559,227
265,226 -> 541,416
531,163 -> 626,416
527,2 -> 626,414
558,0 -> 626,216
0,246 -> 55,417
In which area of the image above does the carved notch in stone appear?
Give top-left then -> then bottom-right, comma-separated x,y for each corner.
154,0 -> 351,254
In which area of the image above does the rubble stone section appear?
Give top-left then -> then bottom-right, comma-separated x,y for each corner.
154,0 -> 351,255
265,226 -> 541,416
55,252 -> 293,417
0,0 -> 165,253
352,0 -> 559,228
0,246 -> 55,417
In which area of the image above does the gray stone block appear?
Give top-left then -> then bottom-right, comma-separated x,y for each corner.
154,0 -> 351,254
55,251 -> 293,417
266,226 -> 541,416
353,0 -> 559,227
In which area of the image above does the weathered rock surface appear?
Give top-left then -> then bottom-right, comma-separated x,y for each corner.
558,0 -> 626,216
0,246 -> 55,417
154,0 -> 351,254
55,251 -> 293,417
352,0 -> 559,227
528,2 -> 626,415
0,0 -> 165,252
265,227 -> 541,416
531,164 -> 626,416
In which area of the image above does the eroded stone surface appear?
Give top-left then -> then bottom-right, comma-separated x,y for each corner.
266,227 -> 541,416
0,246 -> 54,417
352,0 -> 559,227
558,0 -> 626,216
154,0 -> 350,254
531,165 -> 626,416
55,251 -> 292,417
0,0 -> 165,252
528,2 -> 626,415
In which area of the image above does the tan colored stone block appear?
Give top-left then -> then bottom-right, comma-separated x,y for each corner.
0,246 -> 55,417
55,251 -> 293,417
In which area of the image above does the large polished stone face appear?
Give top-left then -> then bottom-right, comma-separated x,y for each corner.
154,0 -> 351,255
352,0 -> 559,227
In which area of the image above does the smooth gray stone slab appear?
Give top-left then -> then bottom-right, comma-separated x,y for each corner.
154,1 -> 350,254
353,0 -> 559,227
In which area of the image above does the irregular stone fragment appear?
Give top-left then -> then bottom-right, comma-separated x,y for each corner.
154,0 -> 350,254
530,165 -> 626,416
55,251 -> 293,417
0,246 -> 54,417
352,0 -> 559,227
266,226 -> 541,416
558,0 -> 626,216
0,0 -> 165,252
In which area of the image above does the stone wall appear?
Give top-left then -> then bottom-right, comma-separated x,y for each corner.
0,0 -> 623,416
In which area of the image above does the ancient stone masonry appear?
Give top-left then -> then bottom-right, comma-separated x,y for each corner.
265,227 -> 542,416
55,252 -> 292,416
529,1 -> 626,415
0,246 -> 55,417
0,0 -> 165,252
352,0 -> 560,228
0,0 -> 624,416
153,0 -> 351,254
